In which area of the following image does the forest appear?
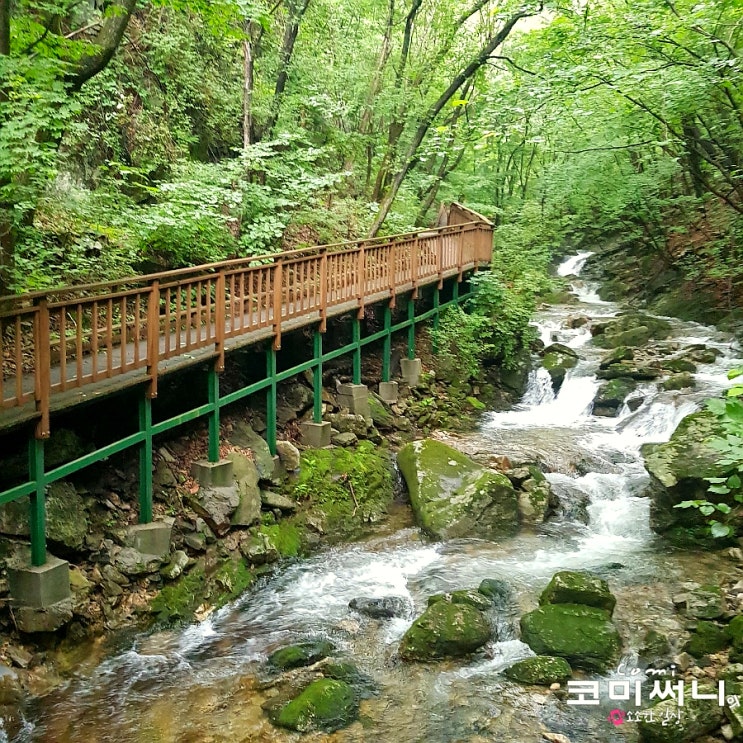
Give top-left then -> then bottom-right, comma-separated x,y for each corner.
0,0 -> 740,313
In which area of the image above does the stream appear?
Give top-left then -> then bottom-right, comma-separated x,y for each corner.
12,253 -> 743,743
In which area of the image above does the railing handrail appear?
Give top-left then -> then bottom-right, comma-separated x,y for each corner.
0,220 -> 486,310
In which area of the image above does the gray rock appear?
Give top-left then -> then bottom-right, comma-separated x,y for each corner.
332,432 -> 358,447
113,547 -> 162,576
328,413 -> 368,437
153,460 -> 177,489
261,491 -> 297,513
15,598 -> 73,633
280,382 -> 314,413
229,455 -> 261,527
276,441 -> 301,471
160,550 -> 189,580
229,422 -> 275,479
102,564 -> 129,586
349,596 -> 411,619
184,533 -> 206,552
241,532 -> 280,565
640,686 -> 723,742
189,486 -> 240,536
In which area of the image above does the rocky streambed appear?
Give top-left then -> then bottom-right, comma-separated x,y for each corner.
5,252 -> 743,743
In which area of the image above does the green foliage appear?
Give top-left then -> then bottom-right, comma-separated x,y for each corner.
675,368 -> 743,538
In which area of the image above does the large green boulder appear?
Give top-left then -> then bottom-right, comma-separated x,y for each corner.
520,604 -> 621,672
539,571 -> 616,616
638,687 -> 723,742
399,601 -> 491,661
397,440 -> 519,540
660,372 -> 695,391
503,656 -> 572,686
270,679 -> 358,733
642,411 -> 736,545
594,313 -> 672,350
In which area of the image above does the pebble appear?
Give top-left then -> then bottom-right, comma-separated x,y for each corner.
549,683 -> 561,691
722,724 -> 735,741
543,734 -> 571,743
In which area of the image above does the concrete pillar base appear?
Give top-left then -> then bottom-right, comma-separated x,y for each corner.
191,459 -> 234,487
8,555 -> 70,609
379,381 -> 399,403
401,358 -> 423,388
301,421 -> 332,448
126,520 -> 174,558
336,383 -> 371,419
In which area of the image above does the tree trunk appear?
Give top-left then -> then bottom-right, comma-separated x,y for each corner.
243,29 -> 255,148
369,6 -> 539,236
261,0 -> 310,140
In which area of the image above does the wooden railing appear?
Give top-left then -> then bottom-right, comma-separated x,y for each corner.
0,206 -> 492,436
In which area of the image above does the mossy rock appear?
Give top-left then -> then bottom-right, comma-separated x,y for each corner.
368,393 -> 394,430
599,346 -> 634,369
539,570 -> 616,616
285,441 -> 395,538
684,621 -> 728,657
640,629 -> 671,662
638,687 -> 723,742
397,439 -> 518,540
597,363 -> 662,381
270,678 -> 358,733
478,578 -> 511,607
597,325 -> 653,348
503,656 -> 572,685
663,358 -> 697,374
727,615 -> 743,653
399,601 -> 491,661
593,378 -> 636,413
642,411 -> 738,542
427,589 -> 492,612
519,604 -> 621,672
269,640 -> 334,670
322,662 -> 377,699
660,372 -> 695,391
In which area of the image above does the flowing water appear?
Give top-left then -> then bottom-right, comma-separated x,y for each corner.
12,255 -> 743,743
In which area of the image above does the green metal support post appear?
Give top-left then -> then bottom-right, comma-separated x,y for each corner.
352,317 -> 362,385
432,286 -> 440,354
452,279 -> 459,303
381,305 -> 392,382
266,347 -> 277,455
407,294 -> 416,359
207,364 -> 220,463
313,331 -> 323,423
28,438 -> 46,567
138,393 -> 153,524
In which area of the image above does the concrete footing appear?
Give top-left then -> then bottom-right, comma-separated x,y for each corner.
126,520 -> 174,558
191,459 -> 234,487
301,421 -> 332,448
401,358 -> 423,387
379,381 -> 399,403
8,556 -> 70,609
336,383 -> 371,418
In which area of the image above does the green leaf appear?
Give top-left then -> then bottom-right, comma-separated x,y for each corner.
710,521 -> 732,539
700,504 -> 716,516
716,503 -> 732,514
728,474 -> 742,489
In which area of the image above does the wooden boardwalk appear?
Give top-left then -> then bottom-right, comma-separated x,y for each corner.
0,205 -> 492,436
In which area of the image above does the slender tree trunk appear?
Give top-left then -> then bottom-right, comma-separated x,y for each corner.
242,25 -> 256,148
369,6 -> 540,236
0,0 -> 9,56
1,0 -> 12,294
261,0 -> 310,140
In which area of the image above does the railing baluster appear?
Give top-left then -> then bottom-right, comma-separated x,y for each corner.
35,299 -> 50,438
106,298 -> 114,375
148,281 -> 159,397
59,310 -> 67,390
76,304 -> 83,384
215,272 -> 225,371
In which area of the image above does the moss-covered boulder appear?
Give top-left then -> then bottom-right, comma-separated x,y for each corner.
594,313 -> 671,350
539,571 -> 616,616
660,372 -> 695,391
503,656 -> 572,685
642,411 -> 736,545
592,377 -> 637,417
368,393 -> 394,430
520,604 -> 621,672
427,589 -> 492,612
663,357 -> 697,374
397,440 -> 519,540
269,640 -> 335,670
638,687 -> 723,742
599,346 -> 634,369
285,441 -> 395,538
597,363 -> 662,381
270,678 -> 358,733
399,601 -> 491,661
684,621 -> 728,657
541,344 -> 580,391
727,615 -> 743,662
